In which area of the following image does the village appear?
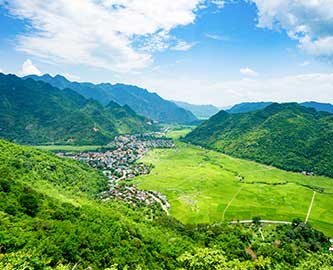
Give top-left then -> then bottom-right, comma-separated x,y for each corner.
57,133 -> 174,211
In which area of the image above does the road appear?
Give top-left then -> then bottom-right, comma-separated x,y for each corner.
148,193 -> 170,216
228,220 -> 292,225
305,191 -> 316,224
222,186 -> 243,221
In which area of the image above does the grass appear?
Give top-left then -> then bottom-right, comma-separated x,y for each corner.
33,145 -> 106,152
133,141 -> 333,236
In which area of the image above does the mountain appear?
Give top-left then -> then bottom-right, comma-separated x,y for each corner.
185,103 -> 333,177
0,139 -> 329,269
0,73 -> 152,145
227,102 -> 273,113
227,101 -> 333,114
172,101 -> 220,119
25,74 -> 197,124
302,101 -> 333,114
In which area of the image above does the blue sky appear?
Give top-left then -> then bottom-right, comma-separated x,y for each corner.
1,0 -> 333,106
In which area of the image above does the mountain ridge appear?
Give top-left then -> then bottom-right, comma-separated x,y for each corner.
227,101 -> 333,114
184,102 -> 333,177
172,100 -> 220,119
25,74 -> 197,124
0,73 -> 152,145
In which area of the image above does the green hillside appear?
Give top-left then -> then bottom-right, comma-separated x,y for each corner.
185,103 -> 333,177
0,74 -> 152,145
25,74 -> 198,124
227,101 -> 333,114
227,102 -> 273,113
0,139 -> 331,269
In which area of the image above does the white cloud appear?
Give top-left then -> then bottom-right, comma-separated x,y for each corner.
171,41 -> 197,51
251,0 -> 333,60
205,33 -> 231,41
19,59 -> 42,76
129,73 -> 333,107
240,67 -> 259,76
60,73 -> 80,81
0,68 -> 3,73
299,61 -> 310,67
2,0 -> 214,72
211,0 -> 224,9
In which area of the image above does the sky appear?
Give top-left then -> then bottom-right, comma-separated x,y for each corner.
0,0 -> 333,107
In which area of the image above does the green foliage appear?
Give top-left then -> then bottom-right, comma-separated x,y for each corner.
0,139 -> 332,269
227,102 -> 273,114
185,103 -> 333,177
0,73 -> 153,145
25,74 -> 197,124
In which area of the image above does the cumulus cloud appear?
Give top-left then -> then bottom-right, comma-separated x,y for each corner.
19,59 -> 42,76
240,67 -> 259,76
251,0 -> 333,60
2,0 -> 226,72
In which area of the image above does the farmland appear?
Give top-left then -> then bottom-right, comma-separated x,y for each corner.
133,139 -> 333,236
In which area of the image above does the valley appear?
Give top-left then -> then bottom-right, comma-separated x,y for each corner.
133,129 -> 333,236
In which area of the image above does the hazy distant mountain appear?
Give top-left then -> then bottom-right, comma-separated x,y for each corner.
227,102 -> 274,113
0,73 -> 152,145
227,101 -> 333,114
185,103 -> 333,177
172,101 -> 220,119
302,101 -> 333,114
25,74 -> 197,124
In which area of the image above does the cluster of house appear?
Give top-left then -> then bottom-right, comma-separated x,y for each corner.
57,133 -> 174,211
301,171 -> 315,176
99,184 -> 170,210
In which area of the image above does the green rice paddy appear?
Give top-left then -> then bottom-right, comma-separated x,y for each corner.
133,141 -> 333,236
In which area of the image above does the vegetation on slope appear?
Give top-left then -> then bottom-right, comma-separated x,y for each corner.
227,101 -> 333,114
25,74 -> 198,124
0,139 -> 332,269
0,73 -> 152,145
227,102 -> 273,114
185,103 -> 333,177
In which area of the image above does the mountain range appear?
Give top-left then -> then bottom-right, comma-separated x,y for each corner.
185,103 -> 333,177
25,74 -> 197,124
172,101 -> 220,119
0,73 -> 152,145
227,101 -> 333,114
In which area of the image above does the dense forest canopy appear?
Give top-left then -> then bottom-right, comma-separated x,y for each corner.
0,73 -> 152,145
185,103 -> 333,177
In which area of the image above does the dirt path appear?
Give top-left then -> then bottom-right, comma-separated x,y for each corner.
148,193 -> 170,216
228,220 -> 292,225
222,186 -> 243,221
305,191 -> 316,224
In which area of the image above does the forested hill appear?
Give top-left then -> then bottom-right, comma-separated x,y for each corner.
227,101 -> 333,114
0,139 -> 331,269
25,74 -> 197,124
0,73 -> 152,145
185,103 -> 333,177
227,102 -> 273,113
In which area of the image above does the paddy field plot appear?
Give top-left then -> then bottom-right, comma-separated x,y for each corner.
133,142 -> 333,236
